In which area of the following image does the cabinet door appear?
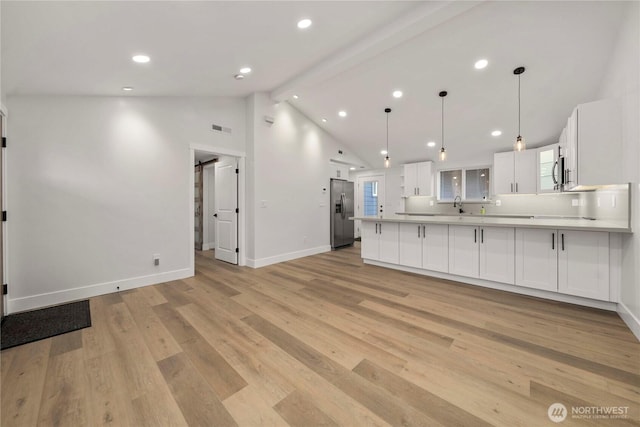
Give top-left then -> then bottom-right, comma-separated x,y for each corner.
361,222 -> 379,260
515,228 -> 558,291
416,162 -> 432,196
423,224 -> 448,273
493,152 -> 514,194
537,144 -> 558,193
564,111 -> 578,189
448,225 -> 479,278
399,223 -> 423,268
558,230 -> 610,301
378,222 -> 399,264
479,227 -> 515,284
514,150 -> 537,194
403,163 -> 418,197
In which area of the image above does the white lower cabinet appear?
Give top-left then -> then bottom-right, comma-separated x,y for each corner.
361,221 -> 399,264
515,228 -> 558,291
558,230 -> 610,301
366,220 -> 612,303
479,227 -> 515,285
448,225 -> 480,278
399,223 -> 448,272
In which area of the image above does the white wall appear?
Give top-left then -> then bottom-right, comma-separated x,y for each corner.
6,95 -> 245,312
245,93 -> 365,267
597,1 -> 640,339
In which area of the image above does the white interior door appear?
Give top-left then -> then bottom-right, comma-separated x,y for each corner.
214,159 -> 238,264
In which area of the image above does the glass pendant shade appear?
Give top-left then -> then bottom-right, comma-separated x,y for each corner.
514,135 -> 525,152
439,147 -> 447,162
384,156 -> 390,168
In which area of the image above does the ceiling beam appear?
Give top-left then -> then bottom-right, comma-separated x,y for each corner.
270,0 -> 484,102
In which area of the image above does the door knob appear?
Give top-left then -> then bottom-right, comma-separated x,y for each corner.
214,213 -> 218,217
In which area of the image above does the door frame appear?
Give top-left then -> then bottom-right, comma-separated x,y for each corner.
189,143 -> 246,272
355,173 -> 385,238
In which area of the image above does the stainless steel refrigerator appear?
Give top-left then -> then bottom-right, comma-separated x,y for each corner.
330,178 -> 355,249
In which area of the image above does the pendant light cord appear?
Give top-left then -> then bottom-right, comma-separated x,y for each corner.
518,73 -> 521,136
441,96 -> 445,149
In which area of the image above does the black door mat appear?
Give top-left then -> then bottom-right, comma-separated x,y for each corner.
1,300 -> 91,350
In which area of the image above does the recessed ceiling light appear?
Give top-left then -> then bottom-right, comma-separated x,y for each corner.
338,111 -> 347,117
321,118 -> 327,123
474,59 -> 488,69
297,18 -> 312,29
350,167 -> 356,170
122,87 -> 133,91
453,176 -> 458,179
491,130 -> 502,136
392,90 -> 403,98
132,54 -> 150,63
427,141 -> 436,148
234,74 -> 245,80
380,150 -> 388,155
292,95 -> 299,99
239,67 -> 252,74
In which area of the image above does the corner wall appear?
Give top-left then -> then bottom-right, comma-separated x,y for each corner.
6,95 -> 245,312
246,93 -> 366,267
597,1 -> 640,339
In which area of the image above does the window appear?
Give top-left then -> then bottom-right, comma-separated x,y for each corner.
438,167 -> 491,201
363,181 -> 378,216
465,168 -> 490,200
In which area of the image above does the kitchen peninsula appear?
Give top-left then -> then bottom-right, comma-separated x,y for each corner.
354,186 -> 632,311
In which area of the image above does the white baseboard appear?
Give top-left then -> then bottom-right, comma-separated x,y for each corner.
247,245 -> 331,268
617,301 -> 640,342
364,259 -> 618,311
6,268 -> 192,314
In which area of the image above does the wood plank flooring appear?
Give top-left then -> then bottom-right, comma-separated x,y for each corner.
2,244 -> 639,426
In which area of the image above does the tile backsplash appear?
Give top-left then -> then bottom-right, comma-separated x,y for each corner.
402,184 -> 630,225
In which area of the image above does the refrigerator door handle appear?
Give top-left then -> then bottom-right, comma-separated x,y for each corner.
340,193 -> 346,219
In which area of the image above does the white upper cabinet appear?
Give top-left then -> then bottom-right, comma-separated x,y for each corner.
564,99 -> 621,189
493,150 -> 536,195
403,161 -> 432,197
537,144 -> 558,193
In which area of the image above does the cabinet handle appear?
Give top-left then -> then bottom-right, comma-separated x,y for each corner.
552,232 -> 555,250
379,223 -> 382,235
474,229 -> 477,243
418,225 -> 421,238
510,183 -> 514,193
561,233 -> 565,251
423,225 -> 426,237
516,182 -> 519,193
481,228 -> 484,243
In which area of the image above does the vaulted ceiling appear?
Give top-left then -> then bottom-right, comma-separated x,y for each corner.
2,1 -> 630,168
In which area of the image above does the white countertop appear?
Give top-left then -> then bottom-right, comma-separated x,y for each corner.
352,214 -> 631,233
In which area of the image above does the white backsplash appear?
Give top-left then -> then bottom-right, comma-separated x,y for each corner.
403,184 -> 630,224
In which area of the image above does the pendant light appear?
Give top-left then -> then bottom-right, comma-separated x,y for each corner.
384,107 -> 391,168
439,91 -> 447,162
513,66 -> 526,152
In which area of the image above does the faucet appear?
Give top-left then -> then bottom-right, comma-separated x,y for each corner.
453,196 -> 464,214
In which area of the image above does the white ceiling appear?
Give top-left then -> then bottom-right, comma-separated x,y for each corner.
2,1 -> 630,168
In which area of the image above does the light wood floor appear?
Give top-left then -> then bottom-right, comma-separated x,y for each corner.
2,244 -> 639,426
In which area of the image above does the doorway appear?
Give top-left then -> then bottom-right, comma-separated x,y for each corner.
191,145 -> 244,270
355,174 -> 385,238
